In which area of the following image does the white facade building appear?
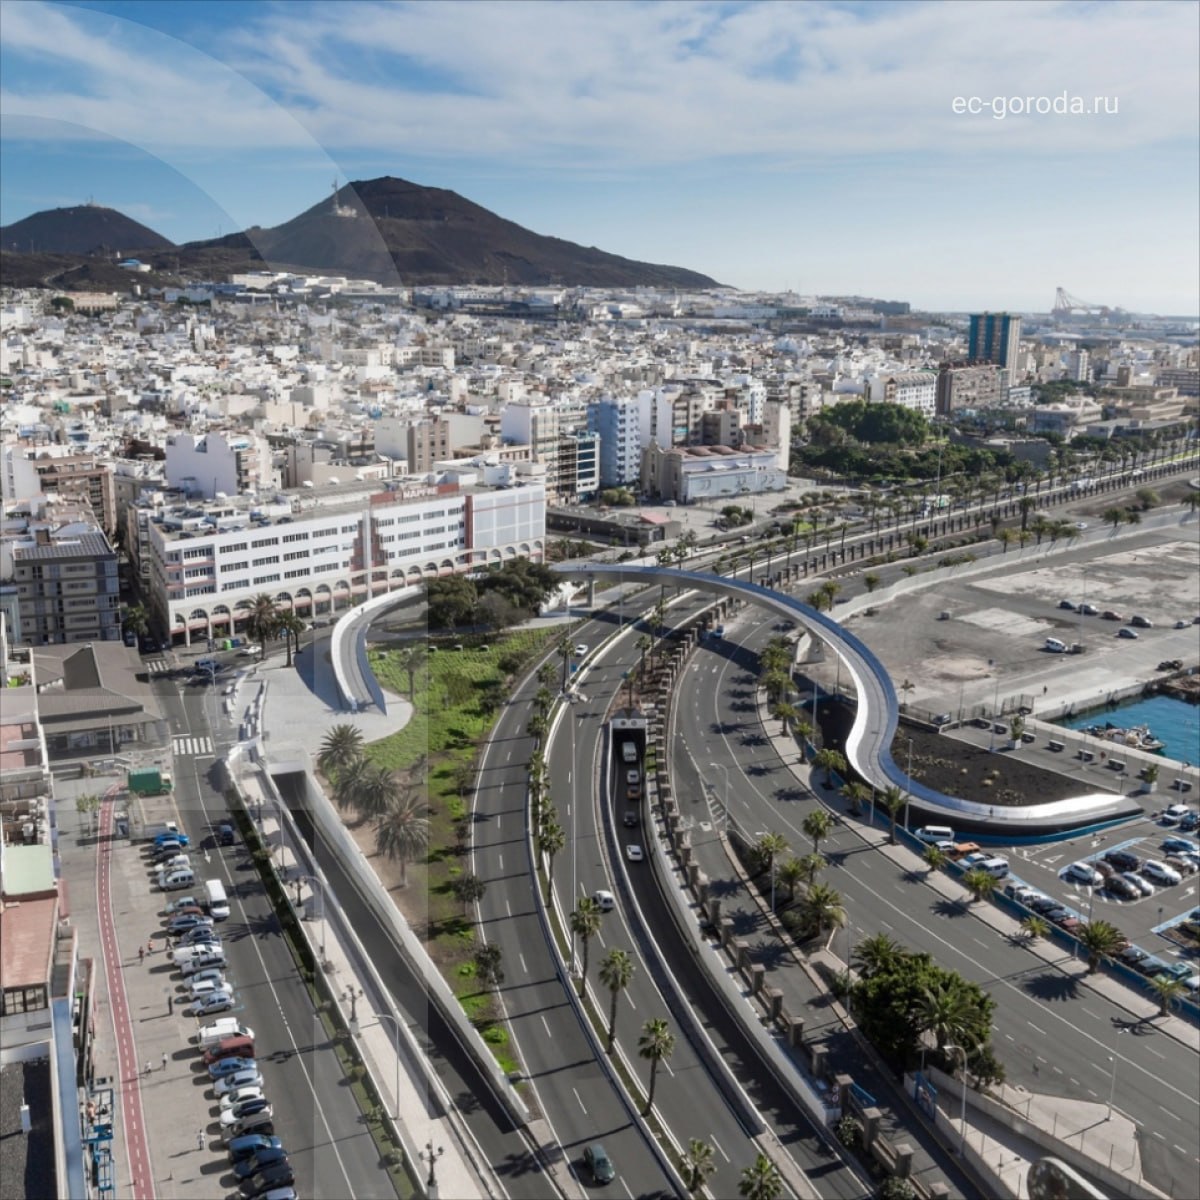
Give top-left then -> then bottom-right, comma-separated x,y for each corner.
143,480 -> 545,645
164,431 -> 275,499
866,371 -> 937,418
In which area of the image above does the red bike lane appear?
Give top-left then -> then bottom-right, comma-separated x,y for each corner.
97,785 -> 155,1200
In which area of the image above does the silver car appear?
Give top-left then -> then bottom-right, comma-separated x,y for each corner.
1121,871 -> 1155,897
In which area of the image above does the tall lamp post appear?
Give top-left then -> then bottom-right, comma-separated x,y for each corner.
946,1043 -> 969,1157
369,1011 -> 403,1122
295,874 -> 328,966
1106,1054 -> 1117,1121
342,985 -> 364,1032
903,738 -> 914,833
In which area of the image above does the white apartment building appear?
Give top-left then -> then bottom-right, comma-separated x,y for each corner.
165,431 -> 275,499
866,371 -> 937,418
143,480 -> 545,645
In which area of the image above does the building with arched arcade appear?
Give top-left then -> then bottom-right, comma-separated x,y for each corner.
144,478 -> 544,645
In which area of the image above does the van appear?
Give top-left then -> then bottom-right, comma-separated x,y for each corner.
196,1019 -> 254,1050
915,826 -> 954,845
205,878 -> 230,921
620,741 -> 637,765
158,868 -> 195,892
979,857 -> 1011,879
1045,637 -> 1067,653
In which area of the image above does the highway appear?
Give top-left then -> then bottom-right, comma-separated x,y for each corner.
669,612 -> 1200,1197
152,672 -> 398,1199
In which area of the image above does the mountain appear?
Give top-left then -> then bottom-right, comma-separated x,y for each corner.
0,205 -> 174,256
176,177 -> 718,288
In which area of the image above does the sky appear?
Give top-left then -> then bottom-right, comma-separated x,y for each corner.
1,0 -> 1198,314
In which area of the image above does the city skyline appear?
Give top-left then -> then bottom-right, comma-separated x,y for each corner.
1,0 -> 1198,314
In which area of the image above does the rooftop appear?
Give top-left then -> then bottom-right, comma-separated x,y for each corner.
0,720 -> 42,772
0,892 -> 57,985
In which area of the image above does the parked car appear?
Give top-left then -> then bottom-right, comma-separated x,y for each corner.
233,1147 -> 288,1179
1141,860 -> 1182,886
219,1086 -> 266,1113
1078,602 -> 1099,615
1100,610 -> 1124,621
188,978 -> 229,1002
1064,861 -> 1104,887
1160,962 -> 1195,982
227,1133 -> 282,1164
1162,830 -> 1196,851
188,966 -> 229,989
1165,855 -> 1198,875
209,1055 -> 257,1080
190,990 -> 236,1017
214,1068 -> 263,1098
1058,599 -> 1077,610
1104,849 -> 1140,872
1117,627 -> 1139,639
1121,872 -> 1155,897
202,1035 -> 254,1066
240,1162 -> 295,1197
165,913 -> 209,935
1105,876 -> 1140,901
163,895 -> 200,915
1056,915 -> 1082,933
1004,883 -> 1039,905
1137,957 -> 1170,977
220,1098 -> 273,1131
1117,946 -> 1149,968
1029,896 -> 1062,915
1180,812 -> 1200,832
177,926 -> 220,946
1129,614 -> 1153,628
1091,860 -> 1116,881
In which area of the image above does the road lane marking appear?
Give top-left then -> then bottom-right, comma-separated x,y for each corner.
573,1087 -> 588,1114
1161,1107 -> 1181,1122
498,853 -> 503,871
505,900 -> 511,917
1151,1130 -> 1165,1141
541,1015 -> 553,1038
710,1135 -> 729,1162
519,954 -> 528,974
1028,1022 -> 1047,1036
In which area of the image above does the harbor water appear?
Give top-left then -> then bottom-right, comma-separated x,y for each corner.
1056,693 -> 1200,764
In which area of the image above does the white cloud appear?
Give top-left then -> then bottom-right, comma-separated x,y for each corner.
1,0 -> 1195,170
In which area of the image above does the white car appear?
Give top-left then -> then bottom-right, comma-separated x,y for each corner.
591,889 -> 615,912
1064,861 -> 1104,887
219,1085 -> 265,1112
188,977 -> 228,1001
238,645 -> 261,657
1141,860 -> 1182,886
213,1068 -> 263,1098
189,990 -> 235,1017
625,844 -> 645,863
188,967 -> 228,989
574,644 -> 589,657
219,1100 -> 272,1130
1121,871 -> 1155,897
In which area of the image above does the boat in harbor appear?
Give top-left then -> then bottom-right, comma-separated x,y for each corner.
1084,722 -> 1165,753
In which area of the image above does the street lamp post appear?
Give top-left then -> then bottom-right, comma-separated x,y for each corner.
946,1043 -> 969,1156
342,985 -> 364,1030
988,672 -> 1001,754
421,1141 -> 445,1199
370,1011 -> 403,1121
1106,1054 -> 1117,1121
296,874 -> 328,965
903,738 -> 914,832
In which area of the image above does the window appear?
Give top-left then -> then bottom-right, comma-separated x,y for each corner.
282,531 -> 309,543
182,546 -> 211,560
250,536 -> 278,548
252,555 -> 280,567
254,574 -> 281,585
2,984 -> 48,1015
185,567 -> 211,579
185,585 -> 215,597
221,542 -> 248,554
221,561 -> 248,573
284,568 -> 309,579
283,550 -> 307,562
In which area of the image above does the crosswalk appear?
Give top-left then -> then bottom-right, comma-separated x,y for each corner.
145,659 -> 173,674
172,735 -> 213,757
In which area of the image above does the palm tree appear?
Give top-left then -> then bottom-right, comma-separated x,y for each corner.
802,809 -> 833,854
898,678 -> 916,709
880,786 -> 906,844
777,857 -> 806,902
682,1139 -> 717,1196
333,754 -> 371,813
1077,920 -> 1126,974
739,1153 -> 783,1200
800,882 -> 846,944
798,851 -> 827,886
122,602 -> 149,638
811,748 -> 846,787
526,712 -> 548,745
772,700 -> 799,735
539,814 -> 565,900
853,932 -> 902,979
537,660 -> 557,690
759,669 -> 790,702
997,527 -> 1015,552
863,571 -> 880,593
599,948 -> 635,1051
533,686 -> 554,717
275,609 -> 305,667
246,593 -> 278,647
841,781 -> 870,816
355,763 -> 402,820
755,831 -> 789,877
318,724 -> 364,775
451,873 -> 486,913
915,979 -> 976,1053
922,844 -> 948,875
962,867 -> 998,904
570,898 -> 603,997
793,719 -> 813,759
637,1017 -> 675,1115
373,794 -> 430,886
1147,974 -> 1184,1017
395,644 -> 428,699
1020,914 -> 1050,943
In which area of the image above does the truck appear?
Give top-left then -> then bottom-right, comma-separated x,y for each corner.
128,767 -> 174,797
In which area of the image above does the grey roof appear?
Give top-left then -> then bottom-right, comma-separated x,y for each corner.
32,643 -> 163,724
11,532 -> 115,560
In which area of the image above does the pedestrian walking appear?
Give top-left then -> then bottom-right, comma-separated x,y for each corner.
144,1060 -> 151,1077
147,935 -> 154,955
196,1129 -> 204,1151
161,1052 -> 168,1072
138,945 -> 145,964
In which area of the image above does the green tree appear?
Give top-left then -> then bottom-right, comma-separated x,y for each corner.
395,643 -> 429,699
1135,487 -> 1160,511
682,1139 -> 717,1196
451,873 -> 486,913
426,574 -> 478,630
772,700 -> 799,735
275,609 -> 305,667
777,856 -> 806,901
802,809 -> 833,854
800,882 -> 847,943
570,898 -> 603,998
1020,914 -> 1050,943
638,1017 -> 675,1115
738,1153 -> 784,1200
1077,920 -> 1126,974
538,813 -> 565,900
472,941 -> 504,988
332,754 -> 371,813
797,851 -> 827,886
880,786 -> 906,844
811,749 -> 846,788
755,831 -> 789,877
922,844 -> 948,875
355,763 -> 402,820
526,712 -> 548,746
246,593 -> 278,647
373,794 -> 430,886
863,571 -> 881,593
841,780 -> 870,816
75,793 -> 100,832
122,602 -> 149,638
599,948 -> 635,1051
915,979 -> 981,1054
962,867 -> 998,904
1147,974 -> 1184,1016
853,932 -> 902,979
